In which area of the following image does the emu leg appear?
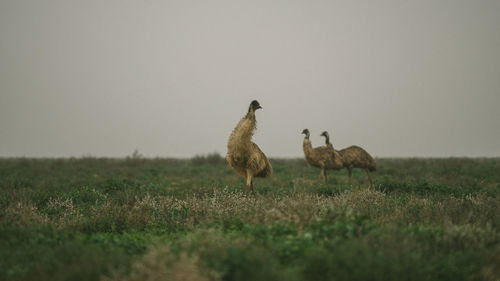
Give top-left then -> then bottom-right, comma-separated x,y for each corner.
245,171 -> 253,195
319,167 -> 326,182
246,170 -> 257,196
250,178 -> 256,196
365,169 -> 373,187
347,168 -> 352,185
324,169 -> 328,183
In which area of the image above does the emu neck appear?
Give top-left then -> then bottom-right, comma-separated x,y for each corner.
246,108 -> 256,118
324,136 -> 335,150
303,138 -> 313,156
228,109 -> 257,152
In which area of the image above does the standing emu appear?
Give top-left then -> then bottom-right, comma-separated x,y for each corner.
320,131 -> 376,186
302,129 -> 342,183
227,100 -> 272,195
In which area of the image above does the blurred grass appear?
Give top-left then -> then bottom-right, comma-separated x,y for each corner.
0,156 -> 499,281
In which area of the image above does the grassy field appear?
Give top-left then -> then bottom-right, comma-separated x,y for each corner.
0,156 -> 499,281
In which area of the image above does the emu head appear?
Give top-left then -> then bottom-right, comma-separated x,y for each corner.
320,131 -> 331,144
301,129 -> 310,138
249,100 -> 262,112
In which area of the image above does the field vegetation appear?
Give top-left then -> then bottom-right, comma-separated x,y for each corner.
0,156 -> 499,281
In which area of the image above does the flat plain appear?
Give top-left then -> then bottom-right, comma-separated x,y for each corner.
0,156 -> 499,281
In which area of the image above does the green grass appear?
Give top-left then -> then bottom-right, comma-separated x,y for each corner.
0,157 -> 499,281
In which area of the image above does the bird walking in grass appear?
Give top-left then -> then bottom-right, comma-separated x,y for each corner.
302,129 -> 342,183
320,131 -> 376,186
227,100 -> 272,195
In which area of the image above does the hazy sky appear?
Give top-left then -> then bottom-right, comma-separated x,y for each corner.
1,0 -> 499,158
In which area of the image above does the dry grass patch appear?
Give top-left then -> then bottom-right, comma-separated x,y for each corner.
2,201 -> 48,228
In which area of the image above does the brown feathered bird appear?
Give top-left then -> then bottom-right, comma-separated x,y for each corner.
302,129 -> 342,183
320,131 -> 376,186
227,100 -> 272,195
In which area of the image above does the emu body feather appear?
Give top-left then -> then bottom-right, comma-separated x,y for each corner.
339,145 -> 376,172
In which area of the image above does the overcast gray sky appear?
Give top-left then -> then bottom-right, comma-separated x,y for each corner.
1,0 -> 499,158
